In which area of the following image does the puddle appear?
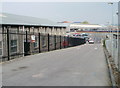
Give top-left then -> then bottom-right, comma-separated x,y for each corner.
12,66 -> 28,71
19,66 -> 28,69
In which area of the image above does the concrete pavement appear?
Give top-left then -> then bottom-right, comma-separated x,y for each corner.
2,44 -> 111,86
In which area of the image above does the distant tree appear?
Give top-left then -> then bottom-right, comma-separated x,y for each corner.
82,21 -> 89,24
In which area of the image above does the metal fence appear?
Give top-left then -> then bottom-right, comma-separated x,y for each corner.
0,29 -> 86,62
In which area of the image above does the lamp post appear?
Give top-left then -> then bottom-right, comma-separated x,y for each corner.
117,2 -> 120,88
116,10 -> 119,70
108,2 -> 114,26
117,11 -> 120,88
108,2 -> 114,57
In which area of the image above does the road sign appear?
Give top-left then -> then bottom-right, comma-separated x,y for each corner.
31,35 -> 35,43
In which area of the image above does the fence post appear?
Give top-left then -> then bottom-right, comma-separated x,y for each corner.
67,36 -> 69,47
54,35 -> 56,50
7,27 -> 10,61
64,36 -> 65,48
22,26 -> 25,57
60,35 -> 61,49
24,30 -> 28,56
48,34 -> 50,51
26,30 -> 28,42
38,33 -> 41,53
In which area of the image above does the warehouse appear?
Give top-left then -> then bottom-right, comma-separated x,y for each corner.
69,24 -> 104,32
0,13 -> 67,61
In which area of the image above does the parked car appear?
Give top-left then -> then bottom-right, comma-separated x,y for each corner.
88,38 -> 94,44
72,33 -> 81,38
80,33 -> 89,41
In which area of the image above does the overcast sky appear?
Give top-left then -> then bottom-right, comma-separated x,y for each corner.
1,2 -> 118,25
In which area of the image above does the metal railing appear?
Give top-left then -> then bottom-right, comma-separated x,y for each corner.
0,29 -> 86,62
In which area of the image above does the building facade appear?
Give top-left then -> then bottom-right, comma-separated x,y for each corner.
0,13 -> 67,61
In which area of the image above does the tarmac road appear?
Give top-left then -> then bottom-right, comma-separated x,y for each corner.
2,44 -> 111,86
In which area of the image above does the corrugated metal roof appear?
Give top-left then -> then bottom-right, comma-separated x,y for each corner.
0,13 -> 67,27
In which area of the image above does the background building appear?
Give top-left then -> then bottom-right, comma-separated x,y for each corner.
68,23 -> 104,32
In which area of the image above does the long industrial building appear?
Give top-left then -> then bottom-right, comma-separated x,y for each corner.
0,13 -> 67,61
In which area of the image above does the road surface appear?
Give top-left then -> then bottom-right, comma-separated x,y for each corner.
2,44 -> 111,86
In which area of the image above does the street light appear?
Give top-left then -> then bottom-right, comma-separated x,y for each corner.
116,11 -> 118,15
117,2 -> 120,87
108,2 -> 114,25
108,2 -> 113,4
108,2 -> 114,57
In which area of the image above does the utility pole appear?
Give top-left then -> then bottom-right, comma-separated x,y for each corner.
108,2 -> 114,57
118,1 -> 120,88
